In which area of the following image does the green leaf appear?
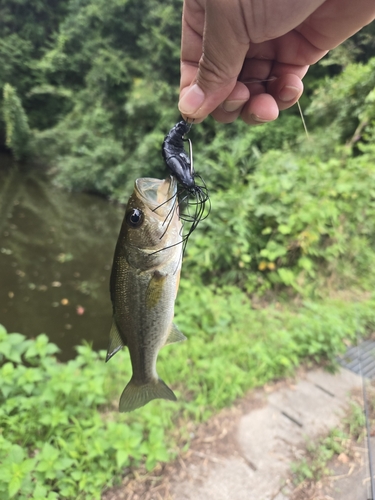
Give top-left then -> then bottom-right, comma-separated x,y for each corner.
8,476 -> 21,498
116,450 -> 129,469
8,445 -> 25,464
278,224 -> 292,235
277,268 -> 296,286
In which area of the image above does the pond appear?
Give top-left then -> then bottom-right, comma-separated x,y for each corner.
0,157 -> 125,360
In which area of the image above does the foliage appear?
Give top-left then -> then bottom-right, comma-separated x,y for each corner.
184,136 -> 375,295
1,3 -> 375,298
35,51 -> 375,294
317,23 -> 375,71
1,292 -> 375,498
0,325 -> 173,500
0,0 -> 374,201
3,84 -> 32,161
0,0 -> 185,198
307,58 -> 375,142
345,401 -> 366,440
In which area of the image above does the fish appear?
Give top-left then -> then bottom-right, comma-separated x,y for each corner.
107,176 -> 186,412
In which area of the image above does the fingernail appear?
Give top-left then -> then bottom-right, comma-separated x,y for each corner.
178,84 -> 205,115
222,99 -> 247,113
250,114 -> 269,123
279,85 -> 300,103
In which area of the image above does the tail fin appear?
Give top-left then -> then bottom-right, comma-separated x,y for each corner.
119,377 -> 177,413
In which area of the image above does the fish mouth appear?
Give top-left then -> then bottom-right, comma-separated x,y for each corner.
135,177 -> 177,209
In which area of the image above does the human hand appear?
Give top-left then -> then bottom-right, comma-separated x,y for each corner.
178,0 -> 375,124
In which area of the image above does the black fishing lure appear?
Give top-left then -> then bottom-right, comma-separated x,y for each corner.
162,120 -> 195,190
156,119 -> 211,255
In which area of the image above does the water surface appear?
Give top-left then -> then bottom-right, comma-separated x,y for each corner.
0,159 -> 125,360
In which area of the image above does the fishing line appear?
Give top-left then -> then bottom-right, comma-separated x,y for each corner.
148,236 -> 185,256
152,181 -> 210,256
159,194 -> 178,230
297,100 -> 309,137
182,118 -> 194,132
151,192 -> 177,213
186,138 -> 194,175
241,78 -> 309,136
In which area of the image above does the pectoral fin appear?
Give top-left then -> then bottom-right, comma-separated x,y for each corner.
165,323 -> 186,345
146,270 -> 167,309
106,320 -> 126,362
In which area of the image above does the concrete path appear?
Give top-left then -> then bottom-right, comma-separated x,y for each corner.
171,368 -> 368,500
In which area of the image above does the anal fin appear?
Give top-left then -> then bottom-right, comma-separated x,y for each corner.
106,320 -> 126,362
165,323 -> 186,345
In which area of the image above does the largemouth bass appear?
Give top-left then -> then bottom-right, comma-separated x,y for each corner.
107,176 -> 185,412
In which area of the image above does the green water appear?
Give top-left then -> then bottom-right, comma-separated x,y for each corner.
0,158 -> 125,360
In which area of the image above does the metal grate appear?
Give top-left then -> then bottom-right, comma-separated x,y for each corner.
338,340 -> 375,379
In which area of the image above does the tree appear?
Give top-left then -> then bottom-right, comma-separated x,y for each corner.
3,83 -> 31,161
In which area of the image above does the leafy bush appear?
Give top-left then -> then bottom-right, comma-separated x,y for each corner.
307,57 -> 375,142
184,137 -> 375,295
0,326 -> 173,500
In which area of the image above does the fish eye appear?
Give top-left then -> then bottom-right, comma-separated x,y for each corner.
125,208 -> 144,228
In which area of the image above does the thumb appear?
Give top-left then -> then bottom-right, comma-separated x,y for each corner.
179,0 -> 250,120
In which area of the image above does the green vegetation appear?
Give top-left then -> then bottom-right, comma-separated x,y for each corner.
1,0 -> 184,197
3,84 -> 32,161
0,326 -> 173,500
184,56 -> 375,295
186,139 -> 375,295
1,295 -> 375,498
